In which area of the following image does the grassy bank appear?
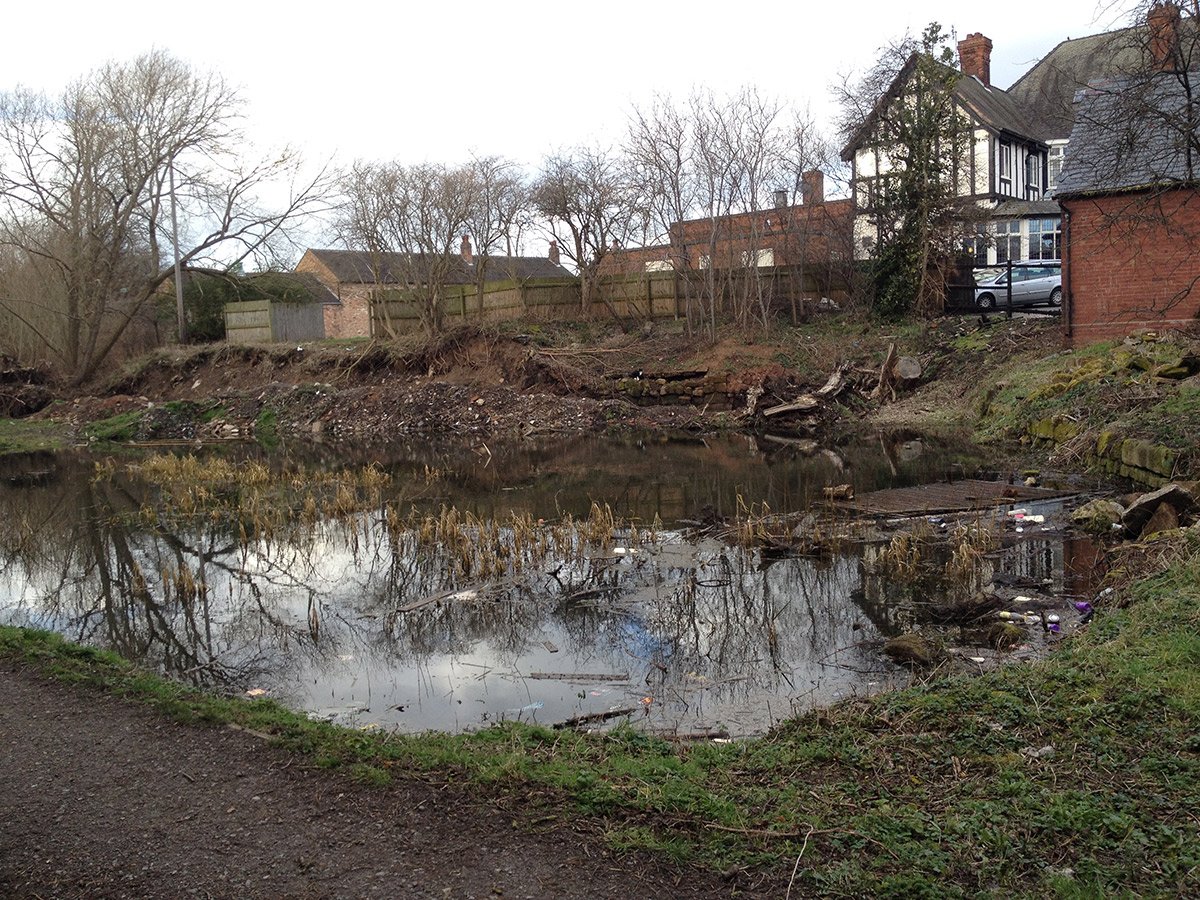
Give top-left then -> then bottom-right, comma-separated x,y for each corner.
4,531 -> 1198,897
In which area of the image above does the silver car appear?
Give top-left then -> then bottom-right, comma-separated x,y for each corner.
975,261 -> 1062,310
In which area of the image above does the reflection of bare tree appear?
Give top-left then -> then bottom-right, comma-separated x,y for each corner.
1,448 -> 1075,734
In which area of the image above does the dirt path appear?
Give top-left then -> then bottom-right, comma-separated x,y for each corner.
0,663 -> 765,899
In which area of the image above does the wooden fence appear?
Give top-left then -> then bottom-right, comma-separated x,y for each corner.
224,300 -> 326,343
369,264 -> 850,335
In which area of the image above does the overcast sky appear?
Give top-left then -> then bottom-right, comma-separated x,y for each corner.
3,1 -> 1132,163
0,1 -> 1134,254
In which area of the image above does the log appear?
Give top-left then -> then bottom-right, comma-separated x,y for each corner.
527,672 -> 630,682
762,395 -> 819,417
894,356 -> 922,383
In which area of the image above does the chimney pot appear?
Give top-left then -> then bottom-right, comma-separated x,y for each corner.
460,234 -> 473,265
548,240 -> 560,266
957,32 -> 994,87
773,189 -> 789,209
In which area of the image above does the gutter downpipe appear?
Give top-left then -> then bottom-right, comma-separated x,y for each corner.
1061,207 -> 1072,344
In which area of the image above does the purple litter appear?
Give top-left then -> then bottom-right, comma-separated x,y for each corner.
1048,622 -> 1062,633
1074,601 -> 1093,614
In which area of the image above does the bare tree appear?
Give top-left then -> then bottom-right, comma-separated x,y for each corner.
337,160 -> 475,336
531,145 -> 640,315
0,51 -> 331,383
462,154 -> 530,314
626,88 -> 834,335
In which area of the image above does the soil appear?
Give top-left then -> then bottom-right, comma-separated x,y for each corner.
27,317 -> 1068,449
0,660 -> 770,899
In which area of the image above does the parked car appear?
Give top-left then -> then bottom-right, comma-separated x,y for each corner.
975,261 -> 1062,310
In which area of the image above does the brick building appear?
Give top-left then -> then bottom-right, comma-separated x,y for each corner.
1055,6 -> 1200,344
295,243 -> 573,339
600,170 -> 853,281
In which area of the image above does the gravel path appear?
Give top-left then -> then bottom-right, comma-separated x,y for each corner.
0,663 -> 763,899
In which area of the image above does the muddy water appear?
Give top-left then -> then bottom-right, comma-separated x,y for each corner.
0,432 -> 1097,737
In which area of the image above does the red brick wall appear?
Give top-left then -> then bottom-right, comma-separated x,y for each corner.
1063,188 -> 1200,346
322,289 -> 371,339
295,253 -> 373,339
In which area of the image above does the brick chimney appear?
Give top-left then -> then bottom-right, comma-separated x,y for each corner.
548,240 -> 560,266
460,234 -> 473,265
1148,2 -> 1182,72
800,169 -> 825,205
958,33 -> 993,86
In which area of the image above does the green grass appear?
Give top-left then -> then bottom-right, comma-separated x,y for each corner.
0,418 -> 66,455
4,534 -> 1200,895
83,410 -> 143,443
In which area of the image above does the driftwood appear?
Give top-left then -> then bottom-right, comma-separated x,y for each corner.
762,395 -> 819,417
553,707 -> 638,730
814,362 -> 852,398
756,362 -> 852,420
740,383 -> 765,419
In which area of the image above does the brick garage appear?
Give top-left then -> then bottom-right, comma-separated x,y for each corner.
1062,188 -> 1200,346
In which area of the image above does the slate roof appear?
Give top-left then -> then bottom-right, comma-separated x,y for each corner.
1008,19 -> 1200,141
302,249 -> 573,285
1054,72 -> 1200,198
1006,27 -> 1144,141
841,55 -> 1045,161
954,75 -> 1042,140
992,199 -> 1063,216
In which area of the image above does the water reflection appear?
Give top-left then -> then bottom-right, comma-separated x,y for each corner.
0,433 -> 1082,736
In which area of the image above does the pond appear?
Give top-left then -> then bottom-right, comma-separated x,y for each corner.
0,431 -> 1100,737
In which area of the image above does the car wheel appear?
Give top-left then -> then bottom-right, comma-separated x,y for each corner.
1048,287 -> 1062,306
978,294 -> 995,310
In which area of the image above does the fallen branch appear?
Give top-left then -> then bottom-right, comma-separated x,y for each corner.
552,707 -> 638,729
762,395 -> 819,417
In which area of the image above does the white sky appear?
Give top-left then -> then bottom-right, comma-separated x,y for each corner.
0,0 -> 1133,250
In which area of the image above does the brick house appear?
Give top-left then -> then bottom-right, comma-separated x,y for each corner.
295,242 -> 573,339
599,170 -> 853,296
1055,7 -> 1200,344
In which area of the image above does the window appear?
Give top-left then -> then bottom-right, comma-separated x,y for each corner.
1024,153 -> 1041,198
965,224 -> 989,266
998,141 -> 1012,194
1047,145 -> 1065,191
994,220 -> 1021,264
1028,217 -> 1062,260
644,260 -> 673,272
741,248 -> 775,268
